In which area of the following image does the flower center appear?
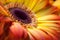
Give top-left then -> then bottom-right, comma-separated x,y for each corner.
9,8 -> 32,24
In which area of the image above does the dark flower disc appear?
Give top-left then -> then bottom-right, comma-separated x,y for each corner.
9,8 -> 32,24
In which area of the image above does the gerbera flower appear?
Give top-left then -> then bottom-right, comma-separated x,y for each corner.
0,0 -> 60,40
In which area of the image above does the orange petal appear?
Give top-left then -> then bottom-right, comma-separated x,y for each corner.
10,22 -> 24,38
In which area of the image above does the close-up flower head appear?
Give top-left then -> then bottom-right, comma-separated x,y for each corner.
0,0 -> 60,40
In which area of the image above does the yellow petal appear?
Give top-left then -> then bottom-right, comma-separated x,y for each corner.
35,7 -> 52,18
10,0 -> 24,4
27,0 -> 38,10
37,23 -> 60,28
53,0 -> 60,9
24,0 -> 30,6
0,5 -> 11,16
28,28 -> 41,40
28,32 -> 35,40
33,28 -> 57,40
10,0 -> 17,2
37,23 -> 59,37
32,0 -> 48,12
37,15 -> 60,21
35,6 -> 58,18
0,0 -> 10,5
